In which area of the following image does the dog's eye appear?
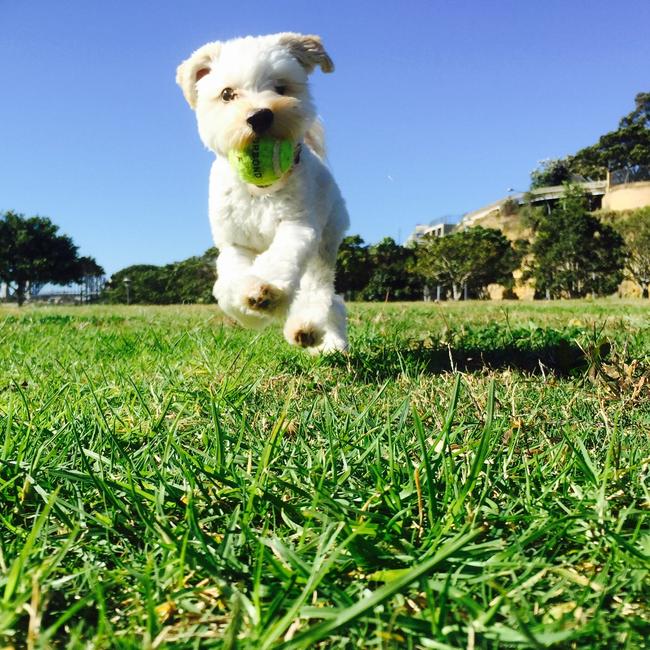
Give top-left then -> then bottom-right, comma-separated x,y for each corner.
220,87 -> 236,102
274,85 -> 287,96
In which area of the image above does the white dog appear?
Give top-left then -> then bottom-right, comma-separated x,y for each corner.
176,33 -> 349,353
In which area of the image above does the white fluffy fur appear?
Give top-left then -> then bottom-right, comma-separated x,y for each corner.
177,33 -> 349,353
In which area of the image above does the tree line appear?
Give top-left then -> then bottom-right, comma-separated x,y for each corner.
3,194 -> 650,306
100,189 -> 650,303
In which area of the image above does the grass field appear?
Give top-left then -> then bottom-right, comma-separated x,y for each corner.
1,300 -> 649,648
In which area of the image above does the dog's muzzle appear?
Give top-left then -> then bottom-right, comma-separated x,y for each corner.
247,109 -> 274,135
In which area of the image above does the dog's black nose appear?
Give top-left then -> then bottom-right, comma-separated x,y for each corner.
247,108 -> 274,135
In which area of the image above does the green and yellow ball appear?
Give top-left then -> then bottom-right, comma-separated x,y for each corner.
228,137 -> 294,186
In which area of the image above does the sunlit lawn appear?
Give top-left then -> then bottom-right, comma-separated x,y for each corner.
1,300 -> 648,648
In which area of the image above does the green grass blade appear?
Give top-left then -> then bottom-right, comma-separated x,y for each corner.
279,526 -> 482,648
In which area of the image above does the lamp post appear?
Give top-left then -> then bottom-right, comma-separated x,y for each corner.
507,188 -> 527,209
507,187 -> 526,196
123,277 -> 131,305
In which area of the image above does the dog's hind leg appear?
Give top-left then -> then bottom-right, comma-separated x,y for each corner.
283,257 -> 348,353
320,293 -> 348,352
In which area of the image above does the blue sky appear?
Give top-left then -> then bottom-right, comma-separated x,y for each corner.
2,0 -> 649,276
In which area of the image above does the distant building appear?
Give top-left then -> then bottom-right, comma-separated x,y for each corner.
404,221 -> 457,302
405,221 -> 456,246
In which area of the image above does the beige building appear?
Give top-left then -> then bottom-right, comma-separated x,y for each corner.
602,167 -> 650,211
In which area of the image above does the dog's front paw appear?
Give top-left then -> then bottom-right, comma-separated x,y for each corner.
241,276 -> 285,313
284,320 -> 324,350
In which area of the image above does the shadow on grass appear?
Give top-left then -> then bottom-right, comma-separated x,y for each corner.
325,325 -> 594,380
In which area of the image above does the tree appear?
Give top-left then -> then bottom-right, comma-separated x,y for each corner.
335,235 -> 372,299
359,237 -> 423,301
78,256 -> 106,302
416,226 -> 519,300
0,211 -> 84,306
611,207 -> 650,297
530,158 -> 573,189
165,248 -> 219,303
568,92 -> 650,178
530,93 -> 650,182
523,185 -> 625,298
102,248 -> 218,304
104,265 -> 169,304
619,92 -> 650,129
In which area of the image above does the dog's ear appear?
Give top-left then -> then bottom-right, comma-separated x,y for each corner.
176,42 -> 222,109
278,33 -> 334,74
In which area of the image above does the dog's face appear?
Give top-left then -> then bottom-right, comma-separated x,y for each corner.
177,33 -> 333,156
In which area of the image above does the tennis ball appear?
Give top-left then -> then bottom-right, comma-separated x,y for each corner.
228,137 -> 294,186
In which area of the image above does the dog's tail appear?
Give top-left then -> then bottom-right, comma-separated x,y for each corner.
305,118 -> 326,160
